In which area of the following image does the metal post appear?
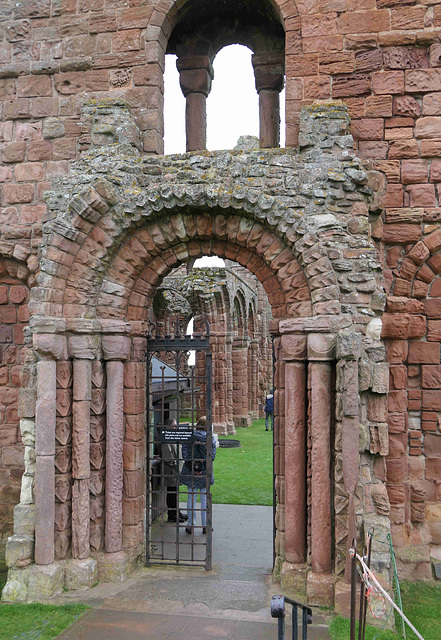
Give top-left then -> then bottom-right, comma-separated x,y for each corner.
145,353 -> 151,566
361,531 -> 373,640
292,603 -> 298,640
350,539 -> 357,640
206,348 -> 213,572
302,606 -> 308,640
271,595 -> 286,640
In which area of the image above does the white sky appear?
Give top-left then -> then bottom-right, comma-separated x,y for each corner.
164,44 -> 285,155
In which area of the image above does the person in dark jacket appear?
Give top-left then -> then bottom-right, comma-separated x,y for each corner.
265,389 -> 274,431
180,415 -> 216,534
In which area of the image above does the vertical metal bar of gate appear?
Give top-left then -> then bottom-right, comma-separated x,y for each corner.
206,348 -> 213,571
272,337 -> 276,570
145,321 -> 212,569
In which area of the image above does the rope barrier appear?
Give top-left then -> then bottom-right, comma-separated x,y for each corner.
351,550 -> 426,640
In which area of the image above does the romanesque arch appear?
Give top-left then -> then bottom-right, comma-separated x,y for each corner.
3,101 -> 391,607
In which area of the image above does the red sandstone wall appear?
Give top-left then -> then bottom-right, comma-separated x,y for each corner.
1,0 -> 441,557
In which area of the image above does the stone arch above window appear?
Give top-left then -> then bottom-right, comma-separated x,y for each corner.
162,0 -> 285,151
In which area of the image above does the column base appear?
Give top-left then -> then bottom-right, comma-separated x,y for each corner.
233,415 -> 252,428
334,580 -> 358,619
65,558 -> 98,590
95,550 -> 136,582
213,422 -> 228,435
307,571 -> 334,607
227,421 -> 236,434
280,561 -> 307,597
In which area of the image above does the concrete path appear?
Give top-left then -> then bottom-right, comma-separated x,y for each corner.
56,505 -> 331,640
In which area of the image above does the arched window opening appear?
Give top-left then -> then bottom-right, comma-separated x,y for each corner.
165,0 -> 285,154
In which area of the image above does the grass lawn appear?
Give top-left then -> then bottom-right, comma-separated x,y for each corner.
329,581 -> 441,640
0,562 -> 89,640
211,418 -> 273,506
0,603 -> 89,640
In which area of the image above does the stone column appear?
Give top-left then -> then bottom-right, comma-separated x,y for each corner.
232,337 -> 251,428
177,53 -> 214,152
335,332 -> 363,582
211,330 -> 228,434
252,52 -> 284,149
34,333 -> 67,565
248,339 -> 259,419
307,334 -> 335,580
282,335 -> 307,565
68,337 -> 96,560
226,334 -> 235,433
102,335 -> 131,553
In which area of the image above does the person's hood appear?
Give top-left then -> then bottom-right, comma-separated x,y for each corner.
193,429 -> 207,442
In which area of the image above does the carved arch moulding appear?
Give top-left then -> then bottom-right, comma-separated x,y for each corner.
3,102 -> 391,607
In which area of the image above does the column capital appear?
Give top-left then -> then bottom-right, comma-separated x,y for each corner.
33,333 -> 68,360
307,333 -> 335,361
68,334 -> 101,360
281,334 -> 307,361
252,51 -> 284,93
177,56 -> 214,97
102,334 -> 131,361
232,336 -> 250,348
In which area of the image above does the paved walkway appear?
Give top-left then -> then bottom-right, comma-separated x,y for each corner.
56,505 -> 331,640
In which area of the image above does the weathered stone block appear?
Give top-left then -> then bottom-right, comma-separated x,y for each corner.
5,534 -> 34,568
96,550 -> 133,582
306,571 -> 334,607
64,558 -> 98,590
13,504 -> 35,536
1,566 -> 31,603
27,562 -> 63,600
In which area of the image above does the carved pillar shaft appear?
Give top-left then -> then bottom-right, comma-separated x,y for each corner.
248,340 -> 259,418
72,359 -> 92,559
105,360 -> 124,553
285,361 -> 307,563
102,334 -> 130,554
309,361 -> 332,574
35,358 -> 57,565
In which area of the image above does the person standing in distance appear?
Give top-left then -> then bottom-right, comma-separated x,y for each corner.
265,389 -> 274,431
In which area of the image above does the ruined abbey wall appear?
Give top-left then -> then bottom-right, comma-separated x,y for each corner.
0,0 -> 441,604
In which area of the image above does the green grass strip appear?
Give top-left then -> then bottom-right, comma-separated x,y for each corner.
211,418 -> 273,506
0,603 -> 89,640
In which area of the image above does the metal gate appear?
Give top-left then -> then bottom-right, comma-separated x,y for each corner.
146,320 -> 213,569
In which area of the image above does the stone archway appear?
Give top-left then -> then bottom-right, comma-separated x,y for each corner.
4,100 -> 391,607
